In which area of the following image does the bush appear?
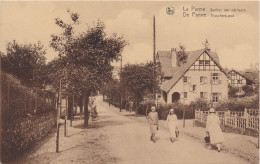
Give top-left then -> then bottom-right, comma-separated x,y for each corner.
137,98 -> 210,120
215,94 -> 259,111
242,85 -> 254,96
1,73 -> 55,123
228,87 -> 239,98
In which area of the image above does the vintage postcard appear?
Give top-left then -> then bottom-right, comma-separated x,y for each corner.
0,1 -> 259,164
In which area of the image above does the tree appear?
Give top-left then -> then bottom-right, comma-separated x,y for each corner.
1,40 -> 47,87
120,62 -> 160,107
49,10 -> 127,128
176,44 -> 188,67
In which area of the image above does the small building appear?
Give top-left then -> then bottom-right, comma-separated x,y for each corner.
157,48 -> 228,104
227,69 -> 257,88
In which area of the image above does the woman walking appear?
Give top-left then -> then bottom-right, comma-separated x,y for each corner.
166,108 -> 178,142
147,106 -> 159,143
206,108 -> 224,152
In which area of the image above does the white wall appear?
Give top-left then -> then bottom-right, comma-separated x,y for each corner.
167,70 -> 228,104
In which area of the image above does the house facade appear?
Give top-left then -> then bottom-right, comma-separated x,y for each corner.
227,70 -> 257,88
157,48 -> 228,105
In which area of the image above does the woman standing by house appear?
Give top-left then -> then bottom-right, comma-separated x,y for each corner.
166,108 -> 178,142
147,106 -> 159,143
206,108 -> 224,152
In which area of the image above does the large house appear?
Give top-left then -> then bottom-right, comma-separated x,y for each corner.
157,48 -> 228,105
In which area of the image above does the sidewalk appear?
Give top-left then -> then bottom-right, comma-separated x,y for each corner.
107,104 -> 259,164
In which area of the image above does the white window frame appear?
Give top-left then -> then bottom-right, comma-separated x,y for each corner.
212,93 -> 222,103
212,73 -> 222,84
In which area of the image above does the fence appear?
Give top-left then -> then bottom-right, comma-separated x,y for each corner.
195,108 -> 259,133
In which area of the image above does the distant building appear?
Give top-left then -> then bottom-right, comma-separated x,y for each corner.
227,69 -> 259,89
157,48 -> 228,104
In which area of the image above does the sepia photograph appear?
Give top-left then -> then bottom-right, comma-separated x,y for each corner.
0,1 -> 259,164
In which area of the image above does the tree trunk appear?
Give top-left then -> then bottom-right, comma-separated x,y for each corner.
84,90 -> 91,128
79,95 -> 83,119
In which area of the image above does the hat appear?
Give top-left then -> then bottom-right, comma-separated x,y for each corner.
209,108 -> 215,113
169,108 -> 174,113
151,106 -> 156,110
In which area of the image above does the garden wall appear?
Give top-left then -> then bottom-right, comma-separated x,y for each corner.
1,111 -> 56,162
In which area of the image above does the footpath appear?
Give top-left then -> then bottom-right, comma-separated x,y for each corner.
108,105 -> 259,164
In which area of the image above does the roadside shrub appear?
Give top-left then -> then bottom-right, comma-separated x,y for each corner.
242,85 -> 254,96
1,73 -> 55,123
228,87 -> 239,98
215,94 -> 259,111
137,101 -> 155,116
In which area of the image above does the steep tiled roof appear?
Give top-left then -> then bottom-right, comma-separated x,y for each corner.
158,49 -> 224,92
228,69 -> 258,84
242,71 -> 259,84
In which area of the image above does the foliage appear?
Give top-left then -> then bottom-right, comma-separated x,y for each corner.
242,85 -> 254,96
49,10 -> 127,127
176,44 -> 188,66
119,62 -> 161,106
137,98 -> 210,120
120,63 -> 153,104
49,12 -> 127,95
1,72 -> 55,123
1,40 -> 47,87
216,94 -> 259,111
228,87 -> 239,98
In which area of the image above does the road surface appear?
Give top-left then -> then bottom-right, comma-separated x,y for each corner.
96,96 -> 249,164
13,96 -> 251,164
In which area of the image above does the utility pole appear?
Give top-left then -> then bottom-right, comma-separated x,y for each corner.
56,79 -> 61,152
183,75 -> 186,128
153,15 -> 156,103
120,54 -> 122,112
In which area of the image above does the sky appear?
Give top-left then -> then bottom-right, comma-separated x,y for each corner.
0,1 -> 259,71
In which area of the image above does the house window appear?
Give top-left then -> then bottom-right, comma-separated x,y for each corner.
212,73 -> 219,80
200,76 -> 204,83
205,60 -> 210,65
184,92 -> 187,99
200,92 -> 207,99
199,60 -> 204,65
237,80 -> 242,84
193,85 -> 196,92
200,76 -> 207,84
183,76 -> 188,83
212,93 -> 219,103
189,85 -> 196,92
212,73 -> 221,84
200,92 -> 204,98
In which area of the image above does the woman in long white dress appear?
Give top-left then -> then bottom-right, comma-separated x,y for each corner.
166,108 -> 178,142
206,108 -> 224,152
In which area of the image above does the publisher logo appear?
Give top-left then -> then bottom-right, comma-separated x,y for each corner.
166,6 -> 175,15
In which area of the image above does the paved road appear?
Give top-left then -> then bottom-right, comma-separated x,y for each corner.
97,96 -> 250,164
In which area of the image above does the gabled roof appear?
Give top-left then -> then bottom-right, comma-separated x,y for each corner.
159,49 -> 225,92
230,69 -> 260,84
243,71 -> 259,84
228,69 -> 257,84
